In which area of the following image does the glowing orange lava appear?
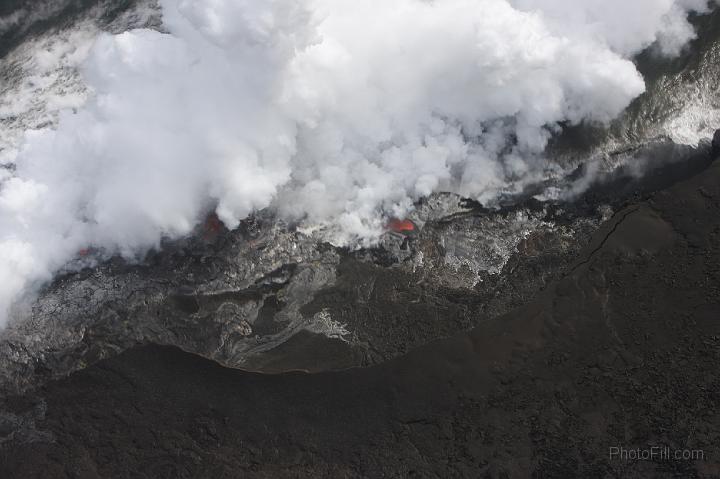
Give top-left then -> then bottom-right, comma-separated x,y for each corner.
387,218 -> 416,234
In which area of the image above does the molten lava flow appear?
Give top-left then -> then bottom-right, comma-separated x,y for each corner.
387,218 -> 416,234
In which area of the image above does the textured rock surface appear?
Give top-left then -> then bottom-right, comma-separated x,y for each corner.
1,3 -> 719,476
1,152 -> 719,478
0,140 -> 714,396
2,0 -> 718,398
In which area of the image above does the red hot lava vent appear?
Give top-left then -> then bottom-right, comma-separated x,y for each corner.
386,218 -> 416,235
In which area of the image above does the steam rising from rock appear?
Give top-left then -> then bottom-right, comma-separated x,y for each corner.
0,0 -> 717,323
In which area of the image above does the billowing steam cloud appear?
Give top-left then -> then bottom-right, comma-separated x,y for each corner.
0,0 -> 717,324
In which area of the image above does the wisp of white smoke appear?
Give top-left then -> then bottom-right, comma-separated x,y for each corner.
0,0 -> 717,324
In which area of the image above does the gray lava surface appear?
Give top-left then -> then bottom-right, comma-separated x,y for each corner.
0,140 -> 712,395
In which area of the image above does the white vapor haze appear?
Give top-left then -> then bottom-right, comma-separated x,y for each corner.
0,0 -> 717,324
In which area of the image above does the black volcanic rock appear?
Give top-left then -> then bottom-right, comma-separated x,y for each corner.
1,138 -> 714,397
1,158 -> 719,477
713,129 -> 720,157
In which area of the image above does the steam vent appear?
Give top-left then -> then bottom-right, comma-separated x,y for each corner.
1,1 -> 720,478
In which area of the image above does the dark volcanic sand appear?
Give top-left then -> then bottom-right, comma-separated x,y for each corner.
1,156 -> 720,478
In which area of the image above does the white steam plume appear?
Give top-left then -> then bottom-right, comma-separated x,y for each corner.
0,0 -> 716,324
